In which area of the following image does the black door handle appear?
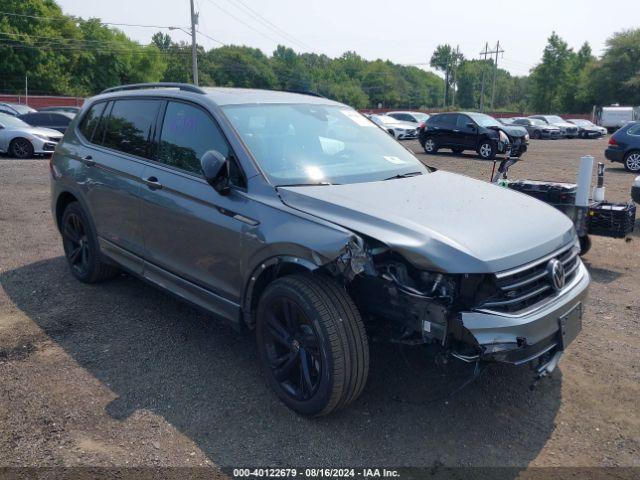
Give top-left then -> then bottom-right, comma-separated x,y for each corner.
81,155 -> 95,167
143,176 -> 163,190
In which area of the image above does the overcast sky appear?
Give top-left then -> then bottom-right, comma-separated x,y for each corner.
56,0 -> 639,76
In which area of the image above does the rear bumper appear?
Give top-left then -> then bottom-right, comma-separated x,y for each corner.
458,261 -> 590,365
605,147 -> 625,163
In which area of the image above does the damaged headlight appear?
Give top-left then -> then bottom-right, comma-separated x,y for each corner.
381,262 -> 457,306
498,130 -> 510,144
335,236 -> 375,280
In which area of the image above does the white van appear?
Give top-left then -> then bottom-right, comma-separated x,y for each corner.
597,106 -> 640,133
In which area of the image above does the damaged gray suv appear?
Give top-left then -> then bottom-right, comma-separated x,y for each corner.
51,83 -> 590,416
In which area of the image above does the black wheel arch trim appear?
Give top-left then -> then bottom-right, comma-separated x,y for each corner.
242,255 -> 319,329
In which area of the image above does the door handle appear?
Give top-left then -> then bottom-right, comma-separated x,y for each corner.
143,176 -> 163,190
81,155 -> 95,167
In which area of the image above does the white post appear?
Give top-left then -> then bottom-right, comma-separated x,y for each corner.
575,155 -> 594,207
25,76 -> 28,106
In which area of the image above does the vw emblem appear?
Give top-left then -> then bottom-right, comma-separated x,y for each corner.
547,259 -> 566,291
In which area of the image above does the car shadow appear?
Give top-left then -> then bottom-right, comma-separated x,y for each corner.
582,263 -> 624,284
1,257 -> 562,470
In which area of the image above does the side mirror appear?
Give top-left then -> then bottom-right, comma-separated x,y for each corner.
201,150 -> 230,196
467,122 -> 476,129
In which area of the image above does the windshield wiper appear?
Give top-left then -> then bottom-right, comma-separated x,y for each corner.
383,171 -> 424,181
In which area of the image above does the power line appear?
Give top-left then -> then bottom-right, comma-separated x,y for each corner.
225,0 -> 314,52
0,10 -> 189,30
201,0 -> 286,47
196,29 -> 224,45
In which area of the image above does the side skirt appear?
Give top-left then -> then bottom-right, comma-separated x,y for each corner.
98,237 -> 243,331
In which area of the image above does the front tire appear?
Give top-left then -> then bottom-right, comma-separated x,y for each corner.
423,137 -> 438,154
624,151 -> 640,173
256,274 -> 369,416
9,138 -> 34,159
532,130 -> 542,140
61,202 -> 120,283
478,140 -> 497,160
579,235 -> 592,256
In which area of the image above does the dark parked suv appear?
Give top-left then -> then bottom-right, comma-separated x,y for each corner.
51,84 -> 589,416
605,121 -> 640,172
418,112 -> 529,159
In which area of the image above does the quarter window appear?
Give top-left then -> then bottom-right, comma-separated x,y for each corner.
102,100 -> 160,159
158,101 -> 230,175
78,103 -> 106,142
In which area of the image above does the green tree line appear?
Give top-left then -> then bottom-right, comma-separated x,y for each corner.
2,0 -> 639,113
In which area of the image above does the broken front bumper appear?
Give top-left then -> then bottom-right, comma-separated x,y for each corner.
457,261 -> 590,365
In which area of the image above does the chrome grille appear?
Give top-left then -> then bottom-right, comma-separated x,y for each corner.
479,244 -> 581,314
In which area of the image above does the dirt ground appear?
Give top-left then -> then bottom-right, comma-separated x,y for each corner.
0,137 -> 638,475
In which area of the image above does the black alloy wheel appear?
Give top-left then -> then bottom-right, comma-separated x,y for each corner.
62,211 -> 92,278
60,202 -> 120,283
256,274 -> 369,416
10,138 -> 34,159
261,296 -> 322,402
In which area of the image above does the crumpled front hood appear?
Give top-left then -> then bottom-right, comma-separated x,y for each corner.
279,172 -> 575,273
496,125 -> 528,138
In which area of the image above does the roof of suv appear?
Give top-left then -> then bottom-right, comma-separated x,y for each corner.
95,84 -> 342,107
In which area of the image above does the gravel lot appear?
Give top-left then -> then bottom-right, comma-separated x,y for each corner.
0,137 -> 638,474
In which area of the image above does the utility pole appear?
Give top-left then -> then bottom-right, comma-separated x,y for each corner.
451,45 -> 460,108
479,43 -> 489,112
490,40 -> 504,111
190,0 -> 199,86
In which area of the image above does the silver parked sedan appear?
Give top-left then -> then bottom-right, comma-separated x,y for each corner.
0,112 -> 63,158
369,114 -> 419,139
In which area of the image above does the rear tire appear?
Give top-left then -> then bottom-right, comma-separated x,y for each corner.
624,151 -> 640,173
478,140 -> 496,160
256,273 -> 369,416
9,138 -> 34,159
423,137 -> 438,154
61,202 -> 120,283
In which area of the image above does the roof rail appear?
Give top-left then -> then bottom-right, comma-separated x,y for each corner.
100,82 -> 206,95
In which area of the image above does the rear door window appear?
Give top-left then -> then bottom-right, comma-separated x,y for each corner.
78,102 -> 107,142
102,99 -> 160,159
440,114 -> 457,127
158,101 -> 231,175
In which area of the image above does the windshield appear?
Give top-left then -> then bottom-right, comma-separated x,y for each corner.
529,119 -> 546,126
222,104 -> 427,186
467,113 -> 502,128
8,104 -> 34,114
0,113 -> 29,128
545,115 -> 565,123
413,113 -> 429,121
